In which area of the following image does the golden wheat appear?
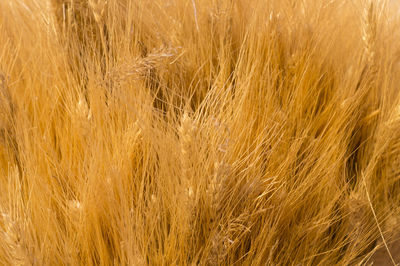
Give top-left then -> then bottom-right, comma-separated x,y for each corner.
0,0 -> 400,265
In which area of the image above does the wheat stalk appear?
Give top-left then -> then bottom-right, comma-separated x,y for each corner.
362,1 -> 377,66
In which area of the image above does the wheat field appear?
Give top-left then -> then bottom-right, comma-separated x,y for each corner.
0,0 -> 400,265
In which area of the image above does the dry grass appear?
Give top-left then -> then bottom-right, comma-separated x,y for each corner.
1,0 -> 400,265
